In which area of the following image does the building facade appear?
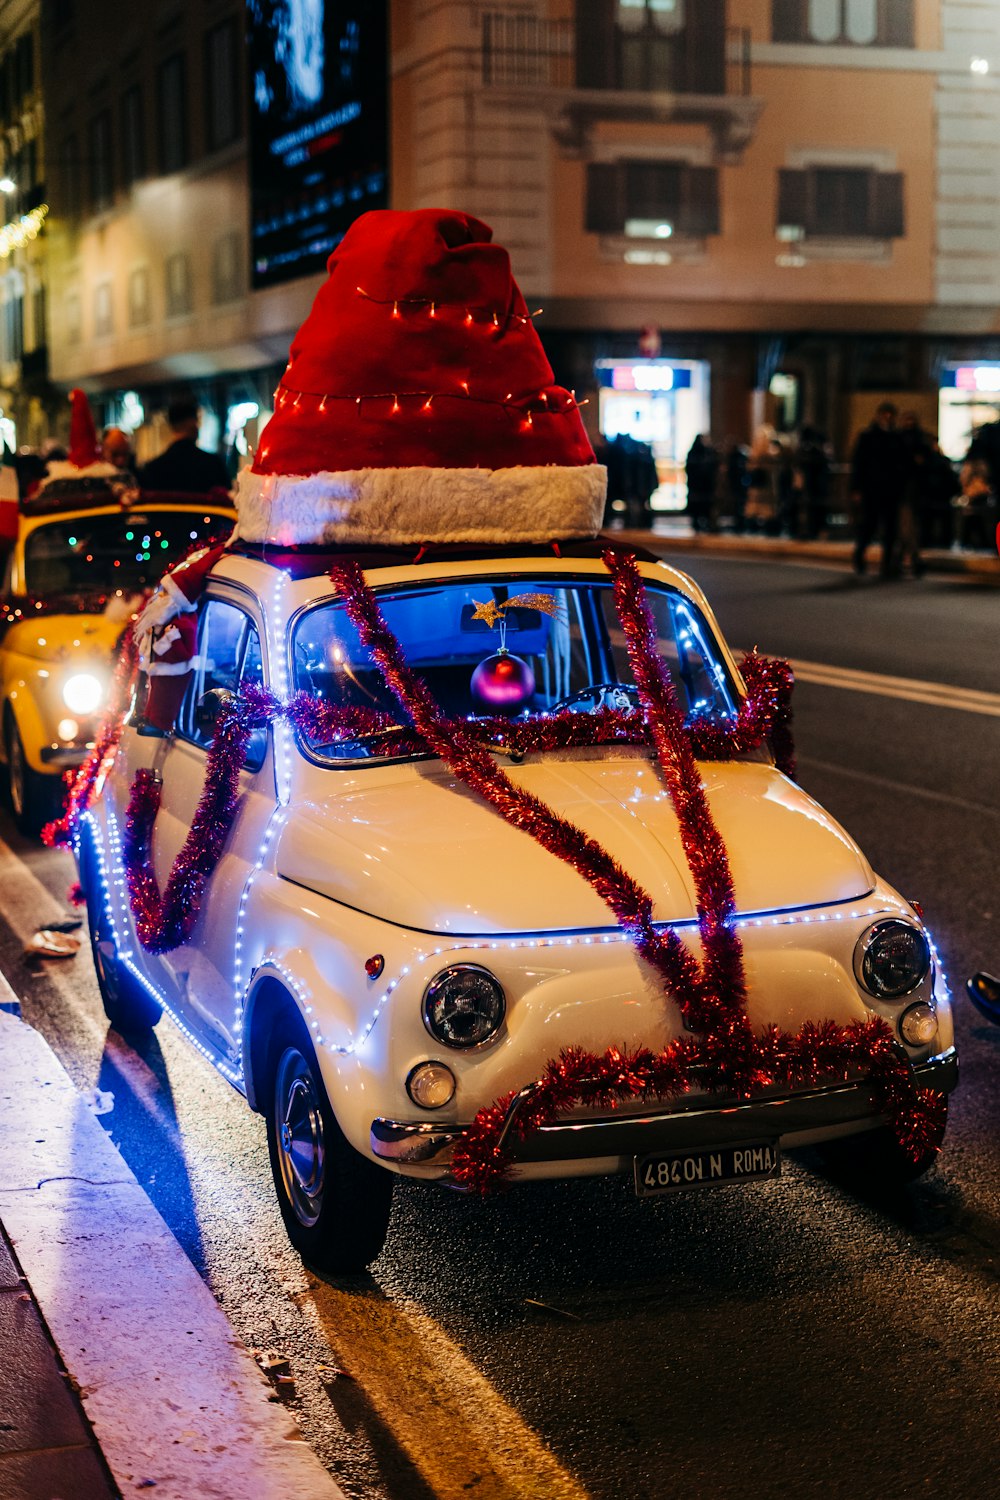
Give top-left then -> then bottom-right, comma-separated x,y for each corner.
32,0 -> 1000,486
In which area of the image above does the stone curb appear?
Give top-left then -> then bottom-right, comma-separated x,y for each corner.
0,989 -> 346,1500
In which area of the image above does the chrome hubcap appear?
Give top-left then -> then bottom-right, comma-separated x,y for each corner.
274,1046 -> 325,1228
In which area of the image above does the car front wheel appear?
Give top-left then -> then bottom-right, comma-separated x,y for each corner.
265,1010 -> 393,1274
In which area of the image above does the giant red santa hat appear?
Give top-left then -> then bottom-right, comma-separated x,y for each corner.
233,208 -> 606,546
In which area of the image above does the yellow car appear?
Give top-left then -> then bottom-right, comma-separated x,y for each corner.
0,484 -> 234,833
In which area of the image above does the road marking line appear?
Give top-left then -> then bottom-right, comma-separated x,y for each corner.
307,1282 -> 588,1500
797,756 -> 1000,819
757,656 -> 1000,717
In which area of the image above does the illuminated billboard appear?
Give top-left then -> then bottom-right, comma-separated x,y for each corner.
246,1 -> 389,290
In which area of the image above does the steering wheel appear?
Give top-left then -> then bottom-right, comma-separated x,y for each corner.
549,682 -> 641,713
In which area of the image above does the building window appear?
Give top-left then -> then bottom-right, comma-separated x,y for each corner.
121,86 -> 145,188
165,251 -> 192,317
30,282 -> 45,350
576,0 -> 725,94
65,289 -> 81,345
771,0 -> 913,46
2,287 -> 23,364
15,33 -> 33,104
128,265 -> 150,328
88,111 -> 113,213
212,230 -> 242,303
94,281 -> 113,338
586,159 -> 720,237
157,52 -> 188,173
777,166 -> 904,238
59,133 -> 81,219
205,18 -> 240,152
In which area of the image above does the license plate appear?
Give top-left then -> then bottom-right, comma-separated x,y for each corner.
634,1140 -> 781,1197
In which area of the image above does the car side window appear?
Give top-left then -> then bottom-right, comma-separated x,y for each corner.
181,598 -> 266,770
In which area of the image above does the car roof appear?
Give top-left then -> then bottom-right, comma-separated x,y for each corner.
225,534 -> 662,579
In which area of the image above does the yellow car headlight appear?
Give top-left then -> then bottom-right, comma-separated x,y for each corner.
62,672 -> 104,716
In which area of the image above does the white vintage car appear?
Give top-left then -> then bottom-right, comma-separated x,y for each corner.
76,542 -> 957,1272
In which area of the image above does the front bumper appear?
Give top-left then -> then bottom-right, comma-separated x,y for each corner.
370,1047 -> 958,1175
40,743 -> 92,769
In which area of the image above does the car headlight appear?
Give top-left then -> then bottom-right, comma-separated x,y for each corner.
854,919 -> 930,999
422,964 -> 506,1048
62,672 -> 104,716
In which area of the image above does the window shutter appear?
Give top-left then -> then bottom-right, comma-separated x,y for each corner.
777,168 -> 809,231
879,0 -> 913,46
772,0 -> 806,42
683,167 -> 720,235
575,0 -> 616,88
680,0 -> 725,93
585,161 -> 624,234
871,172 -> 904,237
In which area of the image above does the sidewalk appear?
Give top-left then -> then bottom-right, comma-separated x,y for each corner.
612,515 -> 1000,581
0,983 -> 346,1500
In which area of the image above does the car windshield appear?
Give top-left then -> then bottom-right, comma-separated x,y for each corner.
22,509 -> 230,598
292,575 -> 740,763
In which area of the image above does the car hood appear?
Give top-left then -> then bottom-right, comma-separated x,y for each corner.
1,611 -> 125,662
275,754 -> 875,935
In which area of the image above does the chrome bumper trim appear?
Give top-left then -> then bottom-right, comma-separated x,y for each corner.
40,745 -> 89,768
370,1048 -> 957,1169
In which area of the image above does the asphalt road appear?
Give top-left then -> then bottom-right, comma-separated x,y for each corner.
5,553 -> 1000,1500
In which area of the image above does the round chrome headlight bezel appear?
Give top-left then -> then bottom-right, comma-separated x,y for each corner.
854,918 -> 931,1000
422,964 -> 506,1050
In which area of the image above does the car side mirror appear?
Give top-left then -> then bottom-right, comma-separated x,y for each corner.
195,687 -> 232,740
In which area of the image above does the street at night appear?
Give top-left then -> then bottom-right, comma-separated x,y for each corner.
4,550 -> 998,1500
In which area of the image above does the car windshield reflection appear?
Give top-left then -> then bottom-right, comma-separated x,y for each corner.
23,510 -> 229,598
292,576 -> 738,763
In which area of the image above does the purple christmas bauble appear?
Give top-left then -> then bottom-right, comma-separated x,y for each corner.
470,650 -> 535,714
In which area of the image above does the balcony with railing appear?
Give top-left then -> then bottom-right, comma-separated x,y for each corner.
480,7 -> 761,160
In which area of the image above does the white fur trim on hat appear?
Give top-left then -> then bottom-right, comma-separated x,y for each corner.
232,465 -> 607,547
40,460 -> 120,485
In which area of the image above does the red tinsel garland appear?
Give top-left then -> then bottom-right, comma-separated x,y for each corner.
328,553 -> 944,1189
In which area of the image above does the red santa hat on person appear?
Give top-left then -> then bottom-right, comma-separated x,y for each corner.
41,388 -> 121,486
233,208 -> 606,547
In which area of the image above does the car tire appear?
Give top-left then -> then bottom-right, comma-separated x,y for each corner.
264,1008 -> 394,1274
80,832 -> 163,1035
5,716 -> 60,838
818,1100 -> 947,1186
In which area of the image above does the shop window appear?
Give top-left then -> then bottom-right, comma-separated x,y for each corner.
157,52 -> 188,174
576,0 -> 725,94
772,0 -> 913,46
121,86 -> 145,188
88,110 -> 113,213
586,159 -> 720,238
205,18 -> 240,152
777,166 -> 904,238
